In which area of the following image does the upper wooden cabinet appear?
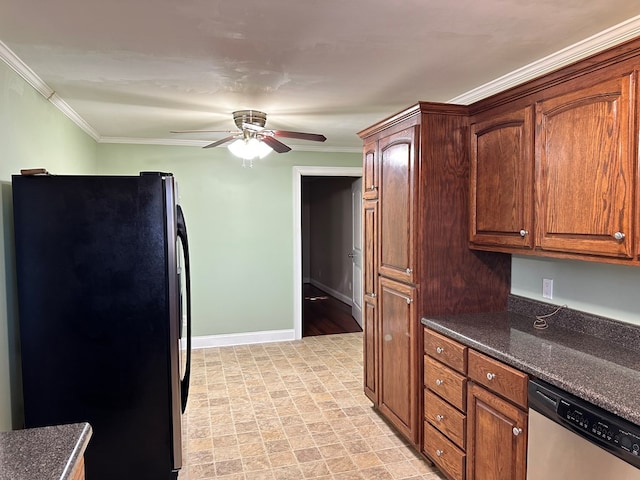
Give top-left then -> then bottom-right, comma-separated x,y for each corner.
535,74 -> 635,258
470,106 -> 534,249
469,37 -> 640,265
378,126 -> 419,284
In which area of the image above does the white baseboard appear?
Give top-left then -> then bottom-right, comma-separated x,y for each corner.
188,329 -> 296,350
308,279 -> 353,306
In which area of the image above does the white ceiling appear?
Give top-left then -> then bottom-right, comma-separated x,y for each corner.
2,1 -> 640,152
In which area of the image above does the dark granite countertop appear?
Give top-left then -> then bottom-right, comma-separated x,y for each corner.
0,422 -> 92,480
422,296 -> 640,426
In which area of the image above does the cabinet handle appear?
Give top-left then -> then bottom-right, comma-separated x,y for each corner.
436,346 -> 444,354
436,449 -> 443,457
513,427 -> 522,436
614,231 -> 626,241
519,229 -> 528,237
486,372 -> 496,381
436,414 -> 444,422
369,185 -> 377,191
406,268 -> 412,274
365,292 -> 377,298
435,379 -> 443,386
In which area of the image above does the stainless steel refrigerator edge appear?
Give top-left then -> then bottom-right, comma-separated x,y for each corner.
12,172 -> 191,480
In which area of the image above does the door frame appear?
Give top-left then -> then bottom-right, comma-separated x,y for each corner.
293,166 -> 363,340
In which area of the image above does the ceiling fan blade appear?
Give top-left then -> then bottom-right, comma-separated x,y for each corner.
203,134 -> 238,149
261,136 -> 292,153
171,129 -> 236,134
272,130 -> 327,142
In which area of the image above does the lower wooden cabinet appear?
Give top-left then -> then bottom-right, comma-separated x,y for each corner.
466,383 -> 527,480
378,276 -> 417,442
423,327 -> 528,480
424,421 -> 466,480
70,457 -> 86,480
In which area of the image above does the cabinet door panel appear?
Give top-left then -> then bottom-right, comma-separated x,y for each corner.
363,139 -> 379,200
379,127 -> 418,283
363,199 -> 378,403
467,383 -> 527,480
470,106 -> 534,249
378,276 -> 417,442
363,298 -> 377,403
535,74 -> 635,258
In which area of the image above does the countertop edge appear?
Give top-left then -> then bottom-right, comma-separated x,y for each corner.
60,423 -> 92,480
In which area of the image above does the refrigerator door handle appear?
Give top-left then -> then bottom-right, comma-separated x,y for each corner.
177,205 -> 192,413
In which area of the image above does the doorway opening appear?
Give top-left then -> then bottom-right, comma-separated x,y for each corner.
293,166 -> 362,339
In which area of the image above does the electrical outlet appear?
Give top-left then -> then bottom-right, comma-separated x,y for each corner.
542,278 -> 553,299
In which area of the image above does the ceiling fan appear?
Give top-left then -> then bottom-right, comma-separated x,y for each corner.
171,110 -> 327,158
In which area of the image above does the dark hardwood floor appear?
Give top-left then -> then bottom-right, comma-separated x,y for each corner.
303,283 -> 363,337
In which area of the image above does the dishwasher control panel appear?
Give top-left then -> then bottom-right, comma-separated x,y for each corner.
558,399 -> 640,456
529,378 -> 640,469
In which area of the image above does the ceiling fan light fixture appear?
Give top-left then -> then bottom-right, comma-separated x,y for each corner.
227,137 -> 273,162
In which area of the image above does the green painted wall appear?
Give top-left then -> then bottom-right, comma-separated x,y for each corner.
512,256 -> 640,324
0,61 -> 97,431
95,144 -> 362,337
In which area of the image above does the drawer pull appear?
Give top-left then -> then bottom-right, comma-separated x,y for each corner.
614,231 -> 625,241
486,372 -> 496,381
519,229 -> 528,237
435,379 -> 444,386
436,449 -> 443,457
436,346 -> 444,354
436,414 -> 444,422
513,427 -> 522,436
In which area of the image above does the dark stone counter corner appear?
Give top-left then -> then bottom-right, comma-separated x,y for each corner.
0,422 -> 92,480
422,295 -> 640,426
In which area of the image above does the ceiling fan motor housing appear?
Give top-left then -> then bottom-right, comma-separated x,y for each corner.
233,110 -> 267,129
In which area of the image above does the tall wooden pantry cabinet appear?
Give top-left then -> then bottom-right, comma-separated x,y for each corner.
358,102 -> 511,448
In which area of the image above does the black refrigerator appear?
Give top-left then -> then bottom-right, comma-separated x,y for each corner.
12,171 -> 192,480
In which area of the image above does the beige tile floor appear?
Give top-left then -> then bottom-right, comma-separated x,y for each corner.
179,332 -> 446,480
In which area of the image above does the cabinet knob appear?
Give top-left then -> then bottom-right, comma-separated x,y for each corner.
370,185 -> 377,191
614,231 -> 626,241
435,379 -> 444,386
436,449 -> 443,457
366,292 -> 376,299
513,427 -> 522,436
406,268 -> 412,274
436,346 -> 444,354
486,372 -> 496,381
519,229 -> 528,237
436,414 -> 444,422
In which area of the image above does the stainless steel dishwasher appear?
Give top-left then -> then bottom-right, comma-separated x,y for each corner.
528,378 -> 640,480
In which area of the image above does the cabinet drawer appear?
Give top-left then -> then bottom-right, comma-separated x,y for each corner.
424,421 -> 465,480
424,329 -> 467,374
424,389 -> 466,449
424,356 -> 467,411
468,350 -> 528,408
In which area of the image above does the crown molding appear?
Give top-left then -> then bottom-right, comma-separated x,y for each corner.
449,14 -> 640,105
0,40 -> 100,141
99,136 -> 362,153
